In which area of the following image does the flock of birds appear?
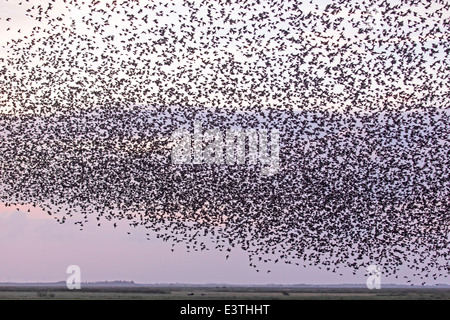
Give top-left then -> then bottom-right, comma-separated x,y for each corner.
0,0 -> 448,284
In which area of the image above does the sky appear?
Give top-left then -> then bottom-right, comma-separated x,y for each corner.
0,203 -> 356,284
0,0 -> 448,285
0,202 -> 440,285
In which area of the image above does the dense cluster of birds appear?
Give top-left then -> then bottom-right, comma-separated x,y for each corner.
0,0 -> 448,284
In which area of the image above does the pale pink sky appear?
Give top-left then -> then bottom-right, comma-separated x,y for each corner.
1,204 -> 446,285
0,204 -> 342,284
0,1 -> 448,286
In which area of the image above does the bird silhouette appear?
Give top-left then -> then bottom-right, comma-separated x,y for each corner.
0,0 -> 448,285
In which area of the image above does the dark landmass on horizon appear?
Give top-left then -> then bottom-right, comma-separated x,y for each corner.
1,281 -> 449,289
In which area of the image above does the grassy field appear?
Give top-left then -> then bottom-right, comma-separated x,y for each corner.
0,286 -> 448,300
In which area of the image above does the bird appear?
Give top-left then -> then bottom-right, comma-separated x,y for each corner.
0,0 -> 448,286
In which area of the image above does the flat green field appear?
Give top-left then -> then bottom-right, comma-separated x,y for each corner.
0,286 -> 448,300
